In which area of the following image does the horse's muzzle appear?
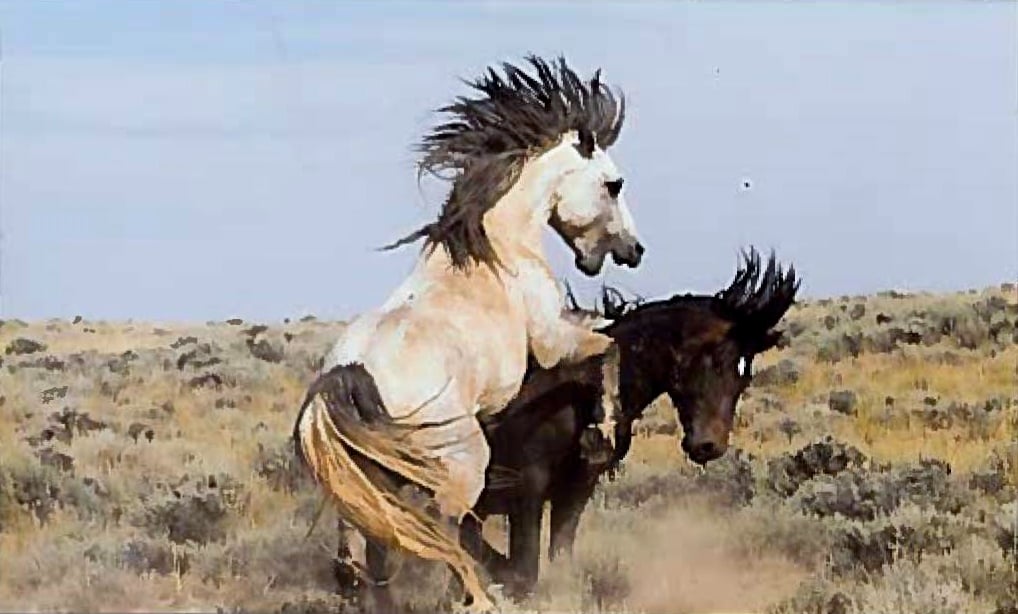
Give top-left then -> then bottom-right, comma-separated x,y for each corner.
682,438 -> 725,465
611,241 -> 645,268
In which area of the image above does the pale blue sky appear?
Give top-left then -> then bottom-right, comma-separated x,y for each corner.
0,1 -> 1015,321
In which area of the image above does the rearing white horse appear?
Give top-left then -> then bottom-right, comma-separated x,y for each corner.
295,55 -> 642,611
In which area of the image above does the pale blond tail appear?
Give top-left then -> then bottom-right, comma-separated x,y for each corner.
296,392 -> 493,611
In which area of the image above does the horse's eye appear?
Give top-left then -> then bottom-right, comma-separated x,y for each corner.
605,178 -> 624,199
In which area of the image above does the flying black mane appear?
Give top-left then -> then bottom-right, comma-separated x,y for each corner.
563,282 -> 642,321
713,248 -> 800,339
384,55 -> 626,269
598,285 -> 643,320
577,248 -> 799,344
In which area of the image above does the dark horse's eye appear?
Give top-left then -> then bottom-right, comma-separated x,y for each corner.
605,178 -> 624,199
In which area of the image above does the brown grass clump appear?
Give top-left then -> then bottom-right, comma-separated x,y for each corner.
1,284 -> 1015,612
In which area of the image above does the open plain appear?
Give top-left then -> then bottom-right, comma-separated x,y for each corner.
1,285 -> 1015,613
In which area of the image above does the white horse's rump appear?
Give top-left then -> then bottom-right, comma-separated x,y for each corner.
295,55 -> 642,610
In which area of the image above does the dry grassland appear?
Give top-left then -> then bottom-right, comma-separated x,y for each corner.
0,285 -> 1015,613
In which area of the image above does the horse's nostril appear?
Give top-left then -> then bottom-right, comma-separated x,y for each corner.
634,242 -> 645,257
691,442 -> 720,463
605,178 -> 624,199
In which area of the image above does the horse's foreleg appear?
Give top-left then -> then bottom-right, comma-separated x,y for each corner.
548,479 -> 597,560
595,343 -> 622,449
507,498 -> 543,599
566,327 -> 614,363
525,283 -> 613,369
533,324 -> 612,368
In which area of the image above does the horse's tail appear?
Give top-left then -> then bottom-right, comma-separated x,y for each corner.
292,363 -> 492,609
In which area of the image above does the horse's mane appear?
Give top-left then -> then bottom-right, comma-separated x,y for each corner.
713,248 -> 800,336
570,248 -> 799,338
384,55 -> 626,270
599,286 -> 644,319
563,282 -> 643,322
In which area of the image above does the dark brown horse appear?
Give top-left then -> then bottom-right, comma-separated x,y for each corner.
463,248 -> 800,597
314,249 -> 799,608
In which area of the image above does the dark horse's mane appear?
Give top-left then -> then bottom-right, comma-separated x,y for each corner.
713,248 -> 801,338
587,248 -> 800,339
384,55 -> 626,270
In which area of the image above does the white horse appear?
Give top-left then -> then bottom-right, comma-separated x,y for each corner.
294,55 -> 642,611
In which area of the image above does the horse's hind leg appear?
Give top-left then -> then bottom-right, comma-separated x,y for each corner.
460,514 -> 512,584
364,538 -> 397,614
334,518 -> 363,599
382,401 -> 495,611
432,418 -> 491,522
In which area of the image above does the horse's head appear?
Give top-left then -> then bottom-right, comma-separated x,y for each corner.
604,249 -> 798,466
387,55 -> 644,276
546,130 -> 643,276
666,251 -> 799,464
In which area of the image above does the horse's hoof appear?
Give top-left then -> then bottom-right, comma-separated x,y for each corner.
454,593 -> 497,614
486,583 -> 508,605
332,559 -> 362,600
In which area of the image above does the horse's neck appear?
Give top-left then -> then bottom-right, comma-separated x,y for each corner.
616,338 -> 665,423
384,142 -> 572,309
483,144 -> 571,265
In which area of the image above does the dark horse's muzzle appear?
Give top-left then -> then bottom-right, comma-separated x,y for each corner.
683,438 -> 724,465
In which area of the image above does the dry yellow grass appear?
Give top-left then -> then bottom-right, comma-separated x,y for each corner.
0,284 -> 1014,613
737,346 -> 1018,473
